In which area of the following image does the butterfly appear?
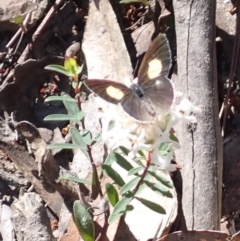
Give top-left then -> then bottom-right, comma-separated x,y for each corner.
84,34 -> 174,122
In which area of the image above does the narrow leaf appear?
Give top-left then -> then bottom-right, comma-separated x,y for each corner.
113,152 -> 133,171
73,201 -> 95,241
147,170 -> 173,188
44,114 -> 81,121
105,183 -> 119,207
144,180 -> 173,198
91,167 -> 100,200
63,96 -> 79,115
120,176 -> 141,195
128,166 -> 144,176
45,65 -> 74,77
102,165 -> 125,187
46,143 -> 86,150
108,211 -> 125,224
135,197 -> 166,214
159,143 -> 170,157
59,175 -> 91,185
120,0 -> 150,6
71,127 -> 87,149
110,193 -> 133,217
82,130 -> 92,145
45,95 -> 76,103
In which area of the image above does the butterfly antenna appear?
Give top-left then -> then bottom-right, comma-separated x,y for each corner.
133,55 -> 143,78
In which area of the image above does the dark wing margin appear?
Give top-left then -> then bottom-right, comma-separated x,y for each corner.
84,79 -> 130,105
137,34 -> 171,85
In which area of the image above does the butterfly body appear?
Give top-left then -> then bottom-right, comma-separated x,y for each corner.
84,34 -> 174,123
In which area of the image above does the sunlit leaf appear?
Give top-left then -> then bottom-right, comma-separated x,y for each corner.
119,0 -> 150,6
159,143 -> 170,157
120,176 -> 141,194
73,201 -> 95,241
144,180 -> 173,198
108,211 -> 124,224
64,58 -> 78,81
44,113 -> 83,121
46,143 -> 86,150
82,130 -> 92,145
71,127 -> 87,149
147,170 -> 173,188
128,166 -> 144,176
77,65 -> 84,75
113,152 -> 133,171
59,175 -> 91,185
102,165 -> 125,187
45,65 -> 74,77
109,193 -> 133,221
105,183 -> 119,207
45,95 -> 76,103
135,197 -> 166,214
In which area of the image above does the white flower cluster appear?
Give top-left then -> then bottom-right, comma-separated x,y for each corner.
94,92 -> 201,173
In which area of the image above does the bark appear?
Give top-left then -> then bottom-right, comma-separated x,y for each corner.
172,0 -> 222,230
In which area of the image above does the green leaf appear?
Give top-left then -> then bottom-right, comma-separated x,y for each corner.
102,165 -> 125,187
82,130 -> 92,145
107,121 -> 115,131
63,96 -> 80,115
120,176 -> 141,195
108,211 -> 125,224
46,143 -> 86,150
45,65 -> 74,77
92,132 -> 102,144
143,180 -> 173,198
91,167 -> 100,200
147,170 -> 173,188
73,200 -> 95,241
170,133 -> 179,143
45,95 -> 76,103
64,58 -> 78,77
44,114 -> 83,121
159,143 -> 170,157
119,0 -> 150,6
128,166 -> 144,176
113,152 -> 133,171
105,183 -> 119,207
135,197 -> 166,214
115,146 -> 130,156
77,65 -> 84,75
109,193 -> 133,218
59,175 -> 91,185
71,127 -> 87,149
10,15 -> 25,24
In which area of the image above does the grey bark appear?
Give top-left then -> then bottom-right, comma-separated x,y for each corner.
172,0 -> 222,230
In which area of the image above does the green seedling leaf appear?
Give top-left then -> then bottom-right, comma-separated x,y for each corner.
135,197 -> 166,214
135,159 -> 144,167
91,167 -> 100,200
119,0 -> 150,6
45,65 -> 74,77
46,143 -> 86,150
92,132 -> 102,145
10,16 -> 25,24
105,183 -> 119,207
144,180 -> 173,198
63,96 -> 80,115
159,143 -> 170,157
120,176 -> 141,195
107,120 -> 115,131
59,175 -> 91,185
109,193 -> 133,223
73,200 -> 95,241
102,165 -> 125,187
64,58 -> 78,81
128,166 -> 144,176
71,127 -> 87,149
147,170 -> 173,188
82,130 -> 92,145
45,95 -> 76,103
44,113 -> 84,121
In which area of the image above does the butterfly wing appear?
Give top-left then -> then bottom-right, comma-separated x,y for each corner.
137,34 -> 171,84
121,93 -> 157,122
84,79 -> 130,104
143,76 -> 174,116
